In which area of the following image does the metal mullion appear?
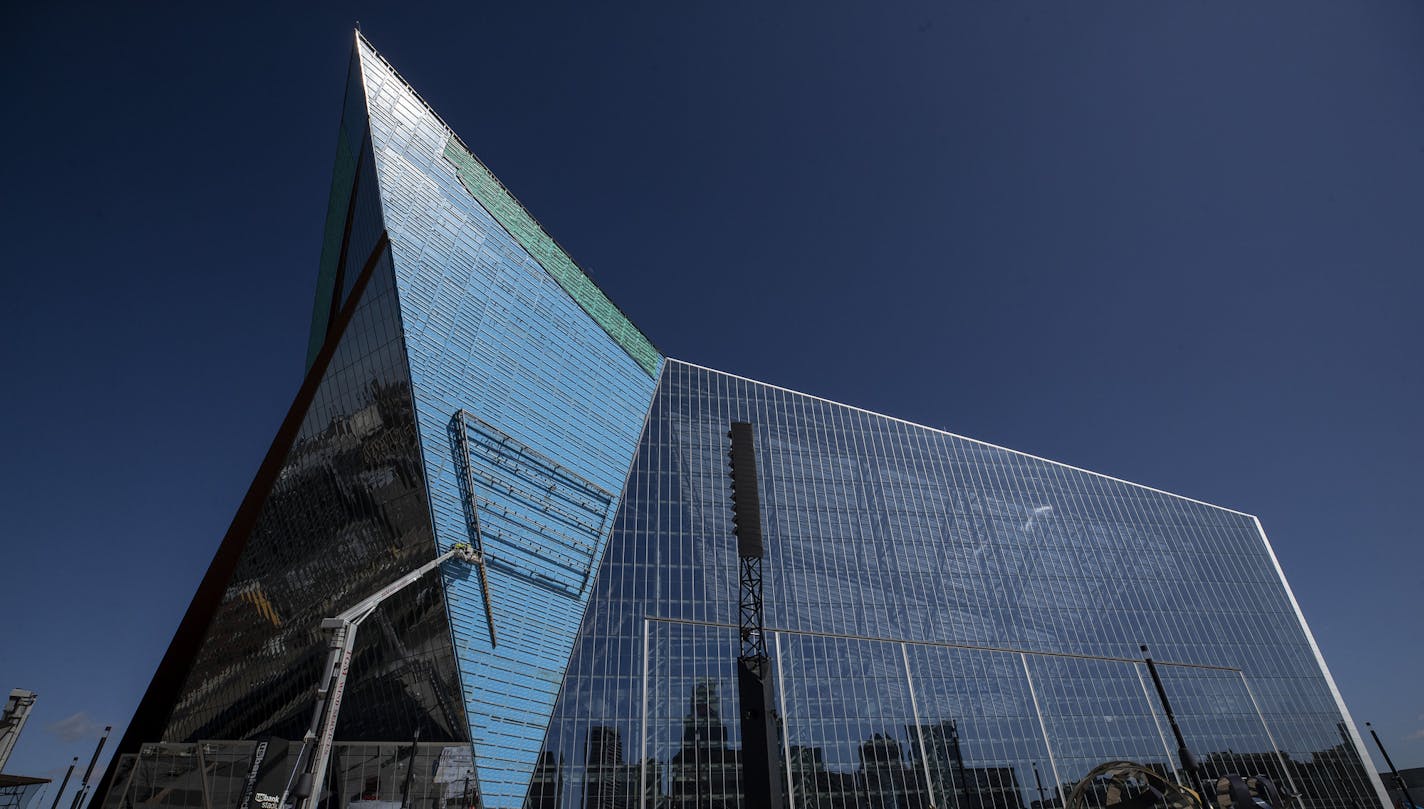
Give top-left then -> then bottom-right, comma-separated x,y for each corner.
997,449 -> 1047,649
639,618 -> 650,809
1144,487 -> 1200,655
774,632 -> 796,809
996,446 -> 1040,626
194,742 -> 212,809
901,642 -> 937,809
1021,654 -> 1065,809
787,388 -> 828,770
878,418 -> 923,642
902,421 -> 941,641
800,394 -> 837,637
955,440 -> 1000,646
974,441 -> 1016,644
1089,473 -> 1134,656
780,386 -> 811,642
832,402 -> 876,640
1237,671 -> 1303,799
855,409 -> 886,638
921,428 -> 965,643
1036,459 -> 1079,652
1099,472 -> 1144,656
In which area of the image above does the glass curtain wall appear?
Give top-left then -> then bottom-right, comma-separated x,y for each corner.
535,359 -> 1381,809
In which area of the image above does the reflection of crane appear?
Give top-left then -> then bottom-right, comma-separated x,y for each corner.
280,543 -> 484,809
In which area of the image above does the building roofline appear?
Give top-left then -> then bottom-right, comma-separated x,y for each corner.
668,357 -> 1257,519
347,28 -> 1253,521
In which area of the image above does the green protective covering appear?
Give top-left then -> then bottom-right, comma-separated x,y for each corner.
442,138 -> 661,378
305,125 -> 359,370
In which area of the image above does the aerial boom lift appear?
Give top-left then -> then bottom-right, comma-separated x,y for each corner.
281,543 -> 483,809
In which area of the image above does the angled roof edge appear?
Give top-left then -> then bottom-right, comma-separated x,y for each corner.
667,357 -> 1257,519
354,30 -> 662,377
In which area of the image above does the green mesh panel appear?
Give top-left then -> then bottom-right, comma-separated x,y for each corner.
441,138 -> 661,378
305,125 -> 359,370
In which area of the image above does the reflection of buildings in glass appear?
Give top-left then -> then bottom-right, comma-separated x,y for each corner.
583,727 -> 650,809
857,733 -> 929,809
530,752 -> 565,809
668,683 -> 739,809
917,721 -> 1023,809
170,373 -> 463,744
787,746 -> 859,809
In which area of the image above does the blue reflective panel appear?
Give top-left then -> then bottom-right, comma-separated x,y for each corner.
354,38 -> 662,808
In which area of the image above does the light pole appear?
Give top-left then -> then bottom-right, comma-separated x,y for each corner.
1140,645 -> 1205,797
69,726 -> 111,809
1365,722 -> 1416,809
49,758 -> 77,809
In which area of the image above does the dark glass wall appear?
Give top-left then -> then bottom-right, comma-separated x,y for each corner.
161,249 -> 467,745
535,360 -> 1382,809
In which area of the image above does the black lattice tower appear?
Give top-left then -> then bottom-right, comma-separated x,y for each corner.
728,421 -> 783,809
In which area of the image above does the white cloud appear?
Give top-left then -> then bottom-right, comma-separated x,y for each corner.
47,712 -> 103,743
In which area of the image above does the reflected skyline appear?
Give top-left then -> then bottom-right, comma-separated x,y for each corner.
525,677 -> 1378,809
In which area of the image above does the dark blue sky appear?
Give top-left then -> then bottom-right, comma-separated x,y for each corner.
3,0 -> 1421,795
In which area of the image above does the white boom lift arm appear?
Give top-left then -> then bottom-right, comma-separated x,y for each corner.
281,542 -> 483,809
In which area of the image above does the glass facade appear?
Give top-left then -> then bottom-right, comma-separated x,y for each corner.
100,31 -> 1390,809
162,248 -> 467,747
102,741 -> 478,809
537,360 -> 1386,809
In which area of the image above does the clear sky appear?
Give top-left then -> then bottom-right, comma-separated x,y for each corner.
3,0 -> 1421,801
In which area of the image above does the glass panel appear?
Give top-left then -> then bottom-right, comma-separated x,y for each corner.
163,252 -> 466,746
906,647 -> 1054,809
196,741 -> 262,809
128,744 -> 205,809
777,634 -> 928,809
1024,656 -> 1177,798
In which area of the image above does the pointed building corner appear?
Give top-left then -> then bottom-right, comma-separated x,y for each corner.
349,33 -> 663,806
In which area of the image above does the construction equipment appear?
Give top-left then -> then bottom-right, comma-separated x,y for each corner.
280,543 -> 483,809
1067,761 -> 1203,809
0,689 -> 38,772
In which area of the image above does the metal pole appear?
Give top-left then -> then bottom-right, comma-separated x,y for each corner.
50,758 -> 78,809
950,720 -> 970,809
399,728 -> 421,809
1365,722 -> 1417,809
1033,762 -> 1048,809
69,726 -> 112,809
1140,645 -> 1205,796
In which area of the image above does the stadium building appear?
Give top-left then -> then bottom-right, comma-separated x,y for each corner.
95,32 -> 1389,809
